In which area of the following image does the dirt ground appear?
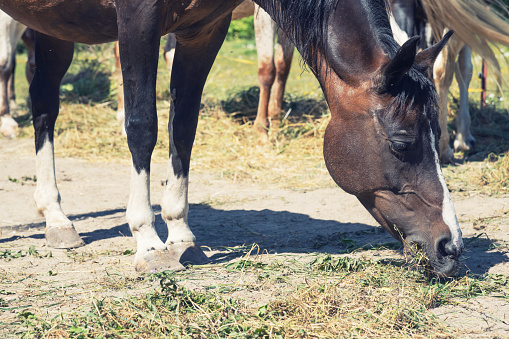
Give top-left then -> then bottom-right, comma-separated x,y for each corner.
1,137 -> 508,338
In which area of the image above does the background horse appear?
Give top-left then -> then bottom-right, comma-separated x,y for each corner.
115,0 -> 294,141
0,0 -> 462,277
390,0 -> 509,163
0,10 -> 34,138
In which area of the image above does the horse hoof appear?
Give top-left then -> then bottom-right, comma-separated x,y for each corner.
454,137 -> 476,153
166,241 -> 210,266
45,226 -> 85,248
134,249 -> 186,273
0,115 -> 19,139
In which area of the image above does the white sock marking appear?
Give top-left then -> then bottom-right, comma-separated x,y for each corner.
127,165 -> 165,253
161,90 -> 196,244
34,136 -> 72,229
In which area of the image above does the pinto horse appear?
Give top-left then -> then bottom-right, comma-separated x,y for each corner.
0,0 -> 463,277
390,0 -> 509,163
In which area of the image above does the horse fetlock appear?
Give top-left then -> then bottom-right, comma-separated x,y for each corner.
0,114 -> 19,138
454,134 -> 476,152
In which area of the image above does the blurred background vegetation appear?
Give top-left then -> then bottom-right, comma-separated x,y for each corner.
8,15 -> 509,193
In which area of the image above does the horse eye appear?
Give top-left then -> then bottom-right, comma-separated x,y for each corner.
390,140 -> 409,153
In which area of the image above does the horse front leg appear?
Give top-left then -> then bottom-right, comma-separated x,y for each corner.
116,0 -> 183,273
161,16 -> 232,266
31,33 -> 84,248
453,45 -> 475,152
253,5 -> 277,141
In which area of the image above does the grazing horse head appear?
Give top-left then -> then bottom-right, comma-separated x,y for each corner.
0,0 -> 462,277
262,0 -> 462,276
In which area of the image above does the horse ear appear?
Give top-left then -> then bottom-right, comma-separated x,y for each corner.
415,30 -> 454,70
379,36 -> 420,92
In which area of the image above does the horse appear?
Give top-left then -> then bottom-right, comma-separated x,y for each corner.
0,0 -> 463,277
390,0 -> 509,163
115,0 -> 294,140
0,10 -> 34,138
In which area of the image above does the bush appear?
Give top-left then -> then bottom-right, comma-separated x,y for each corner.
227,16 -> 255,40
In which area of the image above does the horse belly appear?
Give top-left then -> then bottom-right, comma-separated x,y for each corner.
0,0 -> 118,44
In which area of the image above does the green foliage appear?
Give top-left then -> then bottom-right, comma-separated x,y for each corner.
0,246 -> 51,260
311,254 -> 368,273
227,16 -> 255,40
61,59 -> 112,104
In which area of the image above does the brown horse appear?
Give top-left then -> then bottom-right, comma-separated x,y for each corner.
0,0 -> 462,277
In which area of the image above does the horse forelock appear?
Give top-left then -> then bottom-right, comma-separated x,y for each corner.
378,68 -> 440,141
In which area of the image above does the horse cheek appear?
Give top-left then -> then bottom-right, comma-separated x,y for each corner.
323,120 -> 380,195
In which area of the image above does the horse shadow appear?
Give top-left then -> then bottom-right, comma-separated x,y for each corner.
2,203 -> 506,277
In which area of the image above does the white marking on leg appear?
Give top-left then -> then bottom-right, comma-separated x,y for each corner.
34,136 -> 72,228
127,165 -> 166,256
429,125 -> 463,251
161,91 -> 196,245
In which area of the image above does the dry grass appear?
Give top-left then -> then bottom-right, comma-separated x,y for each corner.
12,253 -> 507,338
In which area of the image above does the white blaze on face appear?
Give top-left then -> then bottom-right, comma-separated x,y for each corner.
429,124 -> 463,251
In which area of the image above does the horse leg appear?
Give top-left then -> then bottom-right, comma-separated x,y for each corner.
7,53 -> 16,109
253,5 -> 277,141
30,33 -> 84,248
115,0 -> 184,273
267,30 -> 293,122
161,17 -> 232,266
453,45 -> 475,152
113,42 -> 126,136
0,57 -> 18,138
0,14 -> 22,138
164,33 -> 177,75
433,42 -> 456,163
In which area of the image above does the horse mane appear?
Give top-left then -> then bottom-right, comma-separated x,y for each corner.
385,69 -> 440,138
255,0 -> 395,70
421,0 -> 509,73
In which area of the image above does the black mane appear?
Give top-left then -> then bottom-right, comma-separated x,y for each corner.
255,0 -> 397,70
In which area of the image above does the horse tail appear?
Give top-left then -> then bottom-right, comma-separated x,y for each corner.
420,0 -> 509,73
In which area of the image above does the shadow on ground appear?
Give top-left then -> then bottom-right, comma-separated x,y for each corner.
2,203 -> 505,277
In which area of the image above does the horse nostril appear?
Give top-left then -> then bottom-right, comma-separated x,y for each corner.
438,238 -> 458,257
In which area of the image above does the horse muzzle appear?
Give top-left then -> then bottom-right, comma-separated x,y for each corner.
406,235 -> 463,277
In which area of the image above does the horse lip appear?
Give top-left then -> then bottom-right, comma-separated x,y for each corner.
404,236 -> 461,277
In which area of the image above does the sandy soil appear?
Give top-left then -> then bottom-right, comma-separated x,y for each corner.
1,137 -> 508,337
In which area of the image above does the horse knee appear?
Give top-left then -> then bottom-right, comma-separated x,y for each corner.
258,58 -> 275,89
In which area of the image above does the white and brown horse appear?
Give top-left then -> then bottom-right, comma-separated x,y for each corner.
390,0 -> 509,163
115,0 -> 294,140
0,0 -> 463,277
